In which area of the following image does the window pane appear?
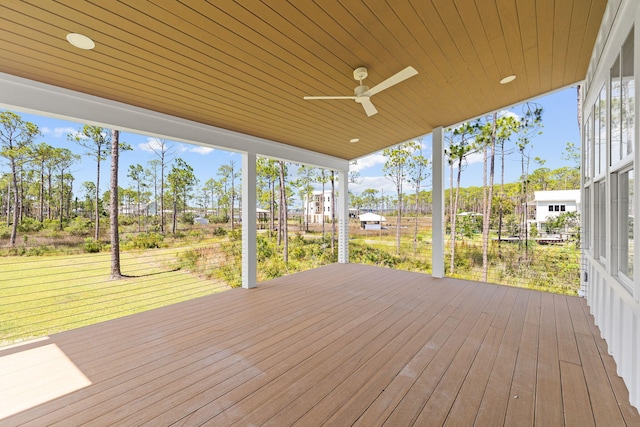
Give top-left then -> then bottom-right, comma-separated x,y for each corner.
584,113 -> 592,179
596,85 -> 607,175
597,180 -> 607,259
620,170 -> 634,279
611,55 -> 621,163
622,28 -> 635,157
584,187 -> 590,250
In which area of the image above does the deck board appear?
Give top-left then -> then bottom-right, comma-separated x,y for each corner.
1,263 -> 638,426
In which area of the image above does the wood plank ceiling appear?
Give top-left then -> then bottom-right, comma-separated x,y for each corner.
0,0 -> 606,160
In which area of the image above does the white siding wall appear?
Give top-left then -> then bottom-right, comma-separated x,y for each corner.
583,0 -> 640,410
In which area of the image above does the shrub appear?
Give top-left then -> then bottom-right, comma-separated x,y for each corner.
18,218 -> 43,232
0,226 -> 11,239
180,212 -> 195,225
83,237 -> 103,253
124,232 -> 165,249
65,217 -> 92,236
212,227 -> 227,236
208,214 -> 229,224
177,248 -> 203,271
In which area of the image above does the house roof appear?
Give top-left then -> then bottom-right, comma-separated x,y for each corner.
0,1 -> 606,160
534,190 -> 581,203
359,212 -> 386,222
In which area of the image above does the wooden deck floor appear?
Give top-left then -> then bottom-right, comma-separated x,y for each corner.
1,264 -> 638,426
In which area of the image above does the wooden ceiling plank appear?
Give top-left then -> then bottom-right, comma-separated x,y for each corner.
535,0 -> 555,93
30,0 -> 397,147
550,0 -> 574,88
0,25 -> 369,149
515,0 -> 540,95
0,47 -> 328,145
576,1 -> 610,84
434,0 -> 499,110
495,0 -> 529,101
563,0 -> 597,84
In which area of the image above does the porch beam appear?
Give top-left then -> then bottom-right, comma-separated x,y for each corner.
431,126 -> 445,278
242,152 -> 257,289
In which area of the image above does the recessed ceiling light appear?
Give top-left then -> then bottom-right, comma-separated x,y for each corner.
350,138 -> 359,143
500,74 -> 516,84
66,33 -> 95,50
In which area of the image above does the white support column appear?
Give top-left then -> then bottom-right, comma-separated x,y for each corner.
242,152 -> 257,289
431,126 -> 445,278
337,169 -> 349,263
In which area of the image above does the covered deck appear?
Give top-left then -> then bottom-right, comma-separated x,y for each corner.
2,264 -> 638,425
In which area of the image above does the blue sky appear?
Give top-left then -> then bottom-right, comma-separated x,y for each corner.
3,86 -> 580,201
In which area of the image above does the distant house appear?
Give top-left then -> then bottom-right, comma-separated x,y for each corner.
528,190 -> 580,233
359,212 -> 386,230
303,190 -> 334,223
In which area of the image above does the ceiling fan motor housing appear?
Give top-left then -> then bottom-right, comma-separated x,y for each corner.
354,85 -> 369,97
353,67 -> 368,81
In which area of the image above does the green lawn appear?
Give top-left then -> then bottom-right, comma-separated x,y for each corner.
0,245 -> 230,346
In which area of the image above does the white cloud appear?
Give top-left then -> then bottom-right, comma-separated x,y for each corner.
138,138 -> 213,155
498,109 -> 521,120
351,153 -> 386,172
189,145 -> 214,155
138,137 -> 171,153
41,126 -> 78,138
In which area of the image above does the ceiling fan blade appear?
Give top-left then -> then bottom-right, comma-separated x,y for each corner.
360,98 -> 378,117
367,66 -> 418,96
303,96 -> 357,100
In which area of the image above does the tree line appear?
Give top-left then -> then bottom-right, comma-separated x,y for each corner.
1,108 -> 579,282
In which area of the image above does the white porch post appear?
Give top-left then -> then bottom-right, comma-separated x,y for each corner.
242,152 -> 257,289
431,126 -> 445,278
337,169 -> 349,263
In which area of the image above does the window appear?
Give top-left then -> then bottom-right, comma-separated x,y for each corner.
560,205 -> 566,212
621,28 -> 634,158
549,205 -> 553,212
584,187 -> 591,250
611,54 -> 621,162
618,169 -> 634,285
597,85 -> 607,175
596,180 -> 607,260
584,113 -> 592,180
611,28 -> 635,165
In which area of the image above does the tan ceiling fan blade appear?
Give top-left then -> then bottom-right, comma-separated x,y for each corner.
367,66 -> 418,96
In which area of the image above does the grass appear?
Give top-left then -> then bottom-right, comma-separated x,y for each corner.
0,242 -> 231,346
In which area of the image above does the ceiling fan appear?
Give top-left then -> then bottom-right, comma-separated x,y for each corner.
303,66 -> 418,117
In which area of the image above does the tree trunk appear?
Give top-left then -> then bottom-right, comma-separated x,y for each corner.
482,114 -> 497,282
9,159 -> 19,246
110,129 -> 123,279
39,163 -> 45,222
449,160 -> 455,273
279,161 -> 288,262
413,186 -> 419,255
59,170 -> 65,231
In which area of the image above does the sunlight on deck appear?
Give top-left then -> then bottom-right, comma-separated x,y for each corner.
0,341 -> 91,419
